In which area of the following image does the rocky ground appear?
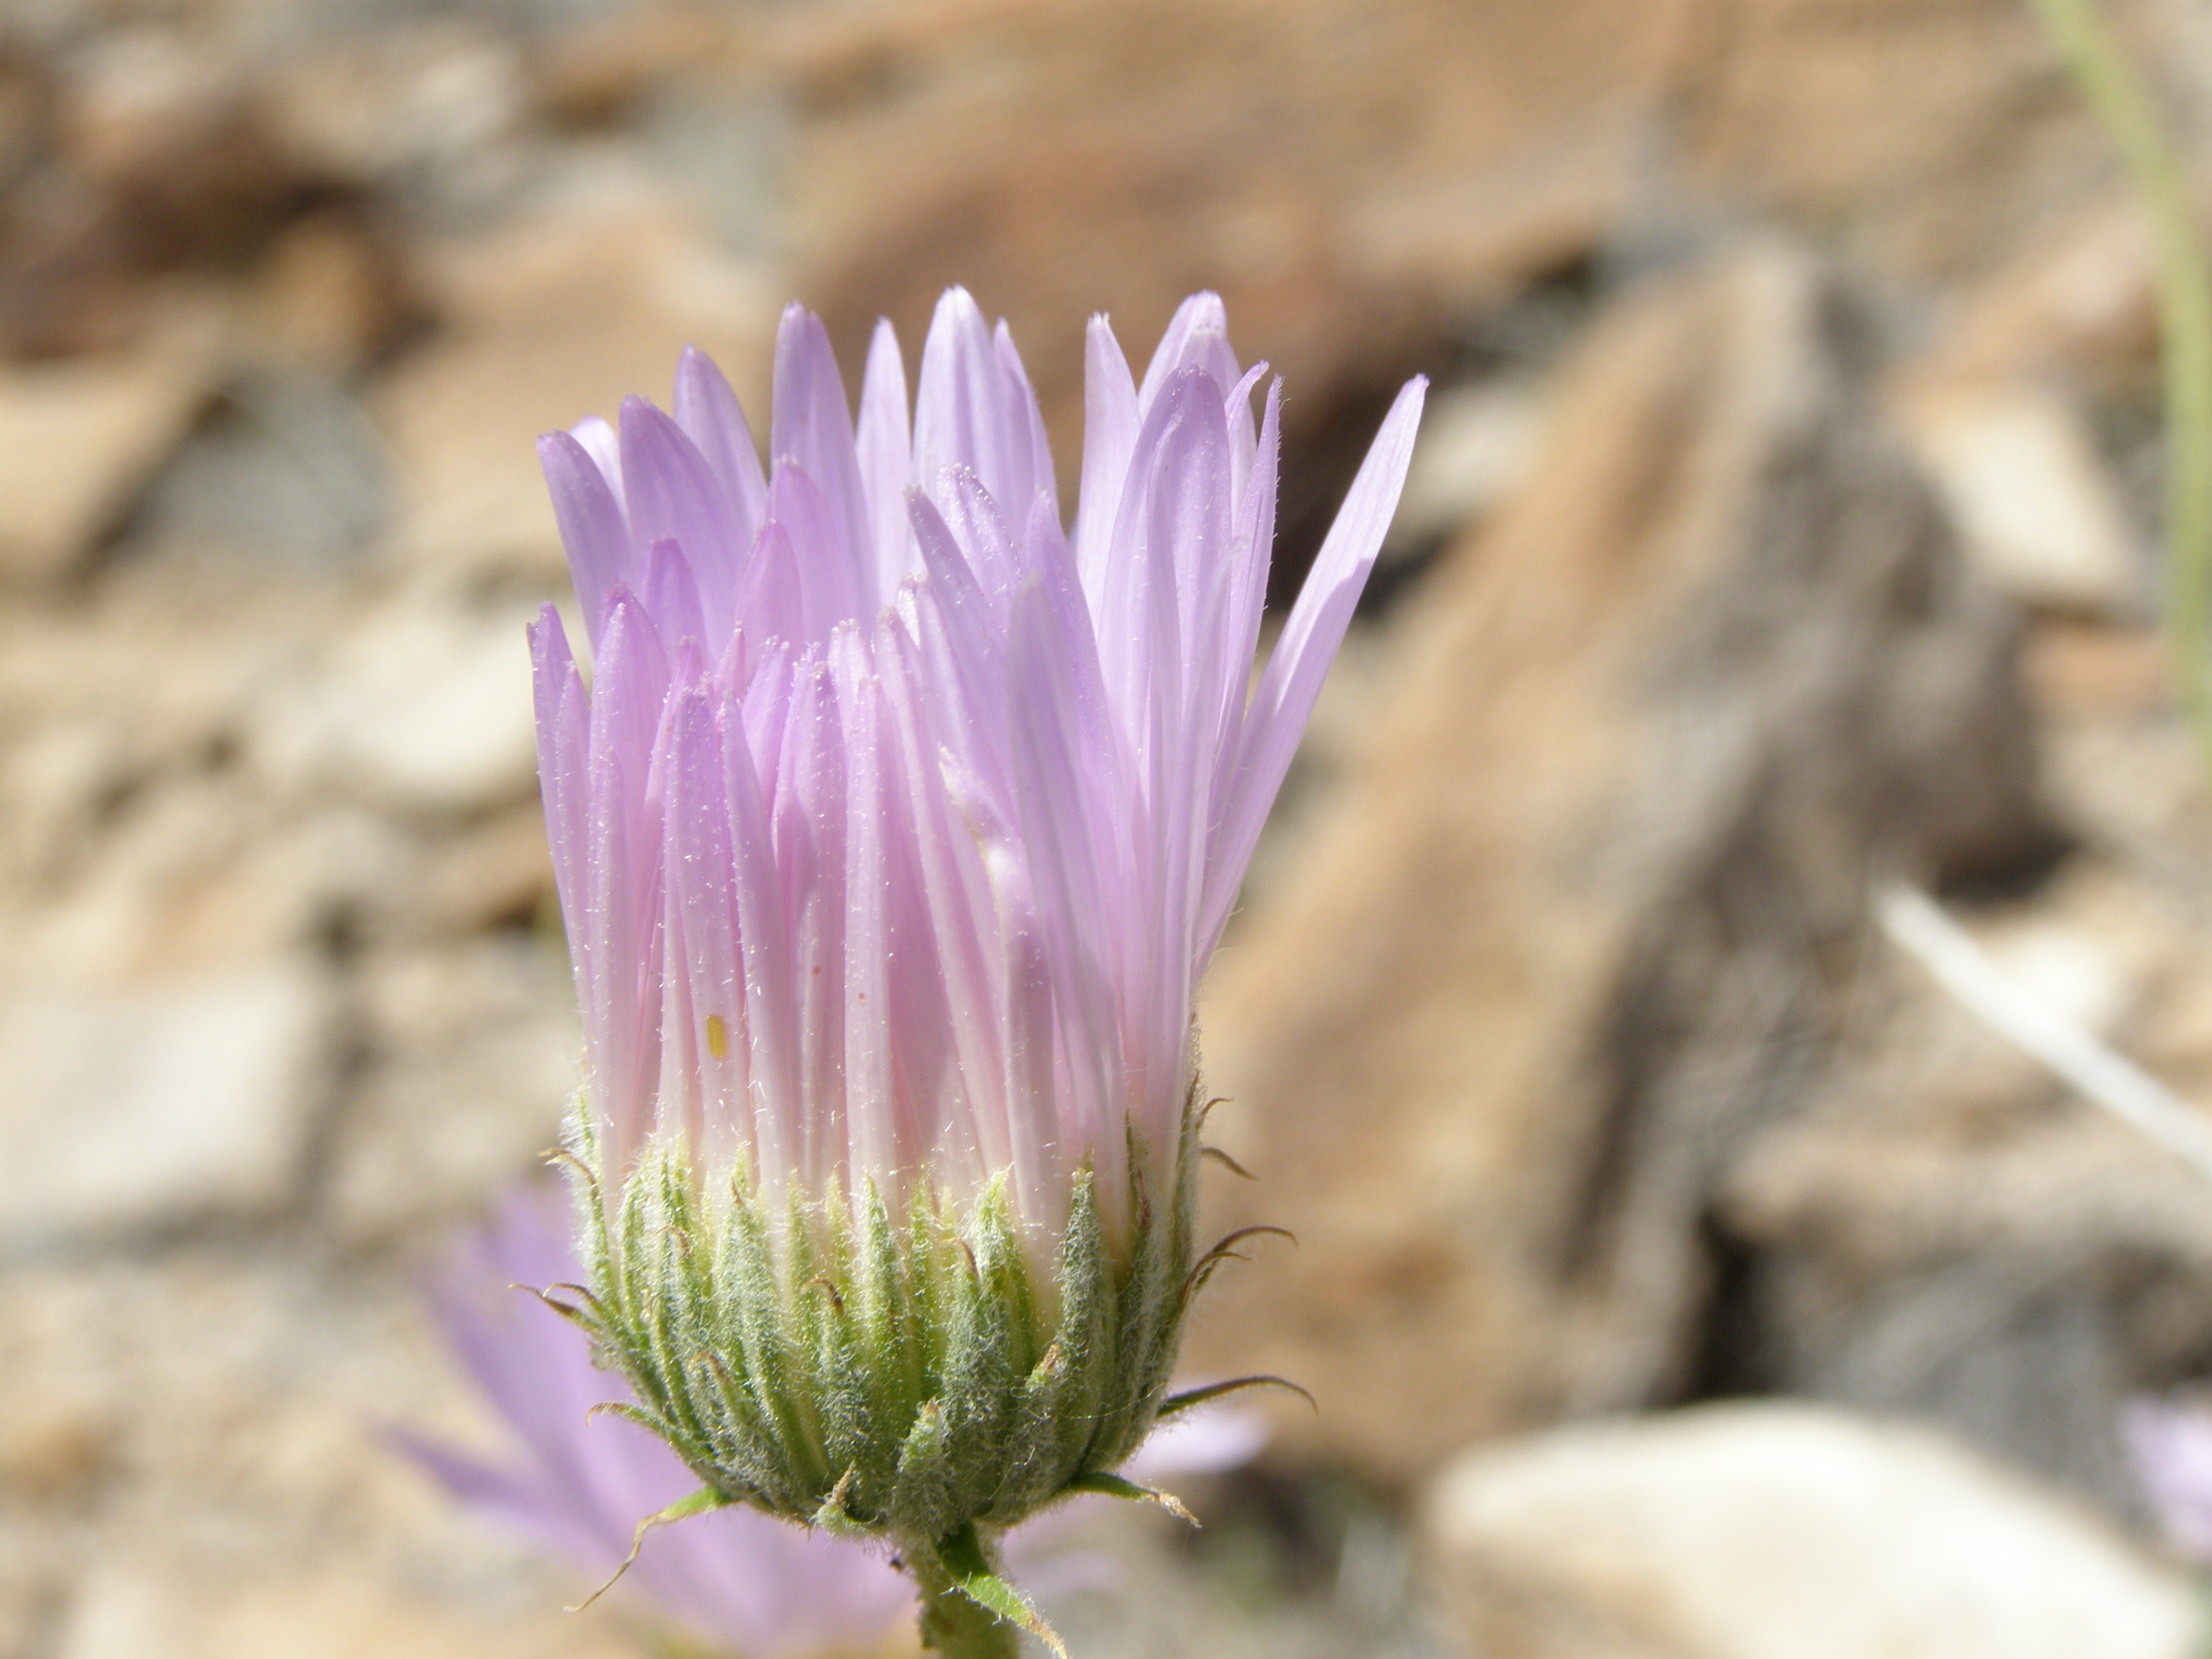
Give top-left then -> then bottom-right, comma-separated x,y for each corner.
7,1 -> 2212,1656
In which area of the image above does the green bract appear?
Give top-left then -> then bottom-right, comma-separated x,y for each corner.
554,1094 -> 1211,1570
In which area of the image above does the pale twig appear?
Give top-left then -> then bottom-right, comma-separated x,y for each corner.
1876,882 -> 2212,1186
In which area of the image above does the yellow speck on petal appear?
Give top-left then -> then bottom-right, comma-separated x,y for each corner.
706,1014 -> 729,1059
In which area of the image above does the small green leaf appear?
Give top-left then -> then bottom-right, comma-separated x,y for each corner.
811,1466 -> 871,1537
1200,1144 -> 1256,1179
939,1524 -> 1066,1659
1156,1373 -> 1316,1418
1180,1225 -> 1296,1306
567,1485 -> 732,1611
1066,1470 -> 1197,1526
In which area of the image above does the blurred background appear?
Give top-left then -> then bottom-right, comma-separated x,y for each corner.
5,0 -> 2212,1655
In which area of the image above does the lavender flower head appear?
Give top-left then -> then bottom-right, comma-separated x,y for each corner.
529,288 -> 1420,1647
2124,1398 -> 2212,1563
402,1190 -> 1268,1658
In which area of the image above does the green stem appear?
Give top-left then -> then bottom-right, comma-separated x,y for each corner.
909,1541 -> 1022,1659
2028,0 -> 2212,764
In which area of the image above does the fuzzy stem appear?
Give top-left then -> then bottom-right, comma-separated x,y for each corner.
2027,0 -> 2212,765
909,1549 -> 1022,1659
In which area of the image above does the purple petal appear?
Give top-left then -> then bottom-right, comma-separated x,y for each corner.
1135,292 -> 1230,415
770,461 -> 863,644
2126,1398 -> 2212,1563
772,655 -> 848,1190
1007,578 -> 1123,1195
1073,313 -> 1139,610
1200,374 -> 1425,958
737,518 -> 807,657
1097,367 -> 1229,770
770,305 -> 877,617
906,487 -> 1012,773
665,689 -> 746,1164
1131,373 -> 1232,1143
529,606 -> 590,960
1202,377 -> 1281,860
831,626 -> 899,1175
1221,359 -> 1268,509
539,431 -> 633,647
992,317 -> 1058,526
639,537 -> 707,653
915,288 -> 1046,533
876,609 -> 1007,1188
940,465 -> 1025,624
571,415 -> 624,507
585,595 -> 672,1172
721,686 -> 799,1180
673,345 -> 769,549
1127,1406 -> 1270,1480
620,397 -> 743,647
857,317 -> 915,597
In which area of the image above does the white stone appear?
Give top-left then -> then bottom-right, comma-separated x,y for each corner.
1424,1402 -> 2195,1659
251,599 -> 541,817
55,1565 -> 643,1659
1385,375 -> 1549,557
0,964 -> 329,1243
1905,382 -> 2141,617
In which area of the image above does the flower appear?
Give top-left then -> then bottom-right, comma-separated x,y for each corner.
2123,1398 -> 2212,1563
528,288 -> 1421,1611
400,1188 -> 1268,1658
395,1188 -> 916,1659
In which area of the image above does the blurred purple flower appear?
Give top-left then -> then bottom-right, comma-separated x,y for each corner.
399,1189 -> 1267,1657
395,1187 -> 916,1658
531,288 -> 1425,1242
2123,1397 -> 2212,1563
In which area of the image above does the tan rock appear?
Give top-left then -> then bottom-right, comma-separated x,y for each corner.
1183,243 -> 2038,1476
247,210 -> 427,375
0,331 -> 211,583
1899,381 -> 2142,618
787,0 -> 2189,472
1713,858 -> 2212,1506
1423,1403 -> 2196,1659
1909,196 -> 2159,395
528,6 -> 735,129
0,34 -> 302,359
0,1247 -> 643,1650
788,0 -> 1676,449
0,961 -> 331,1244
1669,0 -> 2097,276
323,940 -> 578,1246
2040,707 -> 2211,886
262,20 -> 530,193
248,597 -> 544,819
17,786 -> 410,983
370,200 -> 774,580
2023,619 -> 2170,716
0,1391 -> 113,1501
421,804 -> 557,936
